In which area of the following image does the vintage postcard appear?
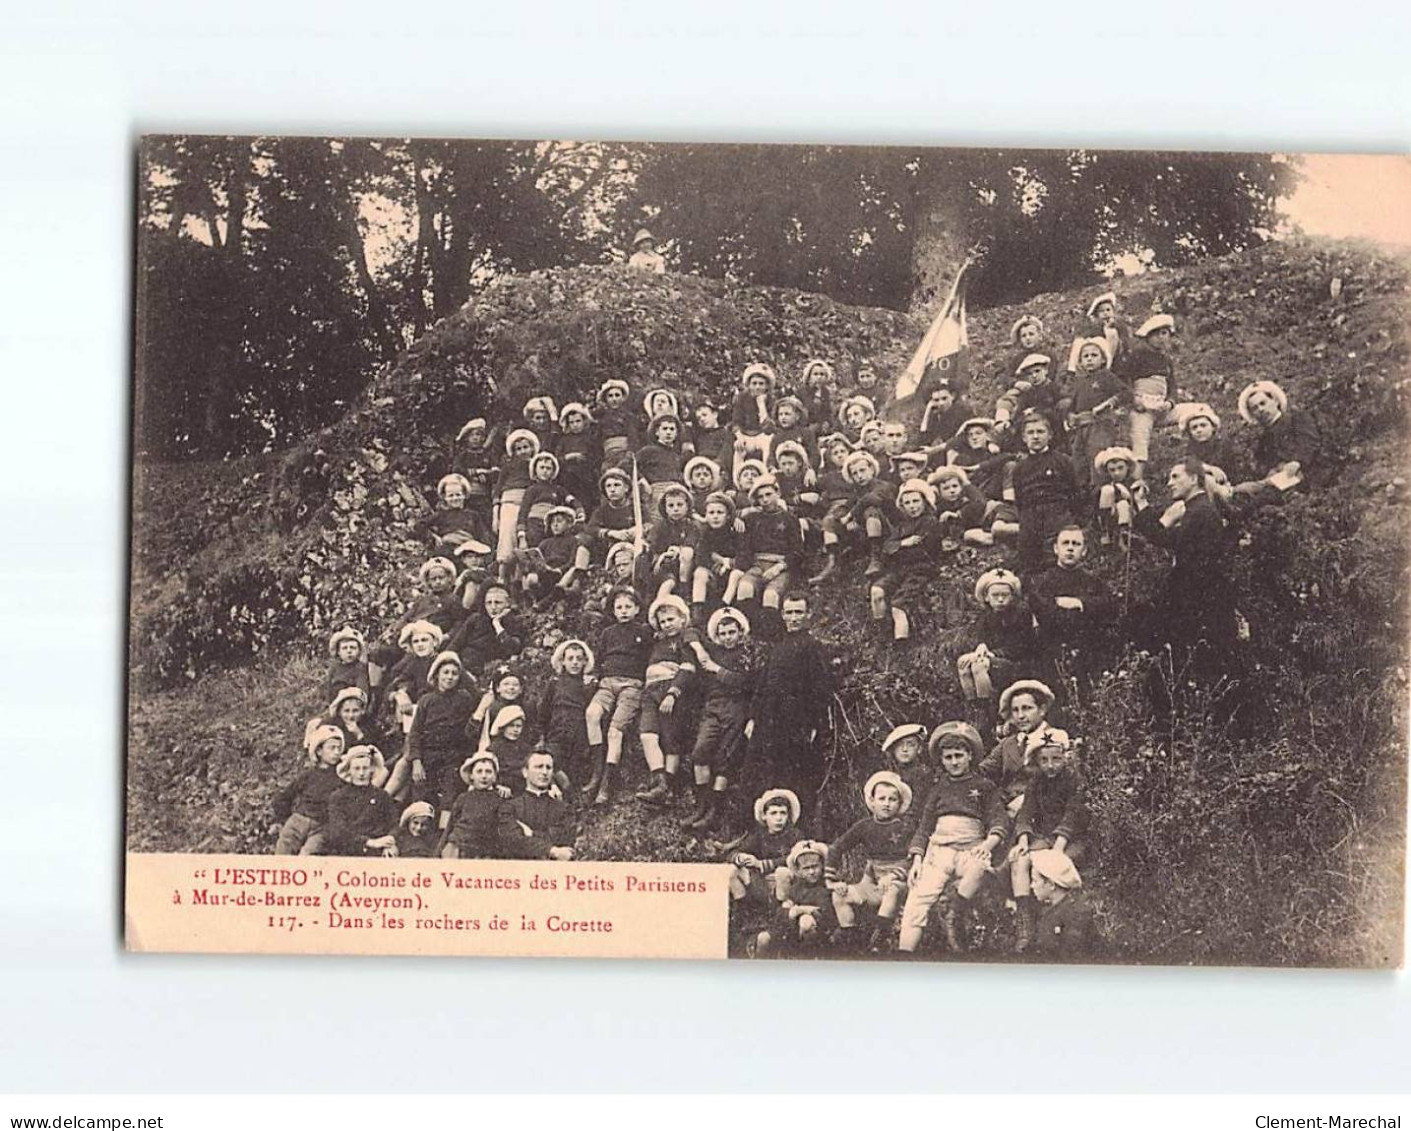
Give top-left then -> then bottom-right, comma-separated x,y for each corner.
126,139 -> 1409,965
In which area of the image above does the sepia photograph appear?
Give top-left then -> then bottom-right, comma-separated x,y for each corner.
126,138 -> 1410,968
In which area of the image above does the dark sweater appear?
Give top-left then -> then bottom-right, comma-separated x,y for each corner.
737,507 -> 803,572
908,772 -> 1009,854
596,620 -> 654,680
406,687 -> 478,764
730,825 -> 804,872
1011,449 -> 1081,512
443,788 -> 503,857
1026,565 -> 1114,652
1015,767 -> 1087,843
272,766 -> 342,823
826,816 -> 914,872
324,784 -> 398,856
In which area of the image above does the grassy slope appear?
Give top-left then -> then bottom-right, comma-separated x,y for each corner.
127,238 -> 1411,965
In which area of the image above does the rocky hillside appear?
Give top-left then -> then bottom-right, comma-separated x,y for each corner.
127,237 -> 1410,966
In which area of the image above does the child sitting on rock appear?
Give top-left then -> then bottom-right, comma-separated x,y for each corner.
1067,291 -> 1132,376
323,626 -> 372,709
684,455 -> 724,517
730,363 -> 778,478
422,473 -> 490,554
729,788 -> 806,909
918,381 -> 975,457
827,770 -> 915,952
798,358 -> 836,433
533,639 -> 595,790
1005,314 -> 1053,387
387,650 -> 476,807
957,569 -> 1038,713
634,594 -> 700,805
881,722 -> 933,800
770,396 -> 817,469
517,451 -> 581,551
683,607 -> 755,833
1009,731 -> 1087,953
837,450 -> 895,579
452,417 -> 499,529
898,736 -> 1008,954
552,402 -> 601,509
594,379 -> 636,468
1066,338 -> 1128,489
582,587 -> 652,806
517,506 -> 580,605
521,396 -> 559,449
1173,402 -> 1244,483
635,413 -> 688,510
642,483 -> 698,602
471,664 -> 526,750
733,475 -> 804,634
394,801 -> 440,858
1092,446 -> 1138,549
271,724 -> 346,856
439,750 -> 506,858
978,679 -> 1058,817
579,467 -> 639,571
753,840 -> 837,956
493,428 -> 540,569
323,745 -> 398,858
1124,314 -> 1179,480
871,478 -> 943,643
384,620 -> 445,734
691,491 -> 742,611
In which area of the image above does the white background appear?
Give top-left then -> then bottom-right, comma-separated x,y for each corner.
0,0 -> 1407,1094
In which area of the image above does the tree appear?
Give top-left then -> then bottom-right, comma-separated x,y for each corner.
626,145 -> 1301,314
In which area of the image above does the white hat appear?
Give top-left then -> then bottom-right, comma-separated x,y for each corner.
839,395 -> 876,422
426,650 -> 463,685
399,801 -> 435,828
304,723 -> 344,764
842,450 -> 880,484
503,427 -> 541,456
683,455 -> 722,488
928,720 -> 985,760
998,679 -> 1056,717
489,704 -> 527,737
596,378 -> 631,404
522,396 -> 559,422
1086,291 -> 1117,318
1172,402 -> 1221,434
437,473 -> 473,500
732,457 -> 769,490
327,626 -> 366,658
550,637 -> 596,675
1030,848 -> 1083,890
863,770 -> 913,816
1010,314 -> 1045,343
1015,352 -> 1052,375
604,541 -> 638,570
643,388 -> 680,420
786,839 -> 828,872
337,744 -> 386,781
543,504 -> 578,528
1093,446 -> 1137,473
741,362 -> 777,387
747,473 -> 781,501
459,750 -> 500,783
772,440 -> 809,467
633,228 -> 655,246
455,417 -> 488,442
753,788 -> 801,826
1237,380 -> 1288,424
801,358 -> 835,382
453,537 -> 493,558
529,451 -> 561,480
327,686 -> 368,717
929,465 -> 970,487
1075,336 -> 1113,365
974,567 -> 1022,604
896,477 -> 937,510
1135,313 -> 1176,338
559,401 -> 593,423
706,606 -> 751,643
397,620 -> 445,650
647,592 -> 691,627
419,557 -> 457,582
881,723 -> 926,754
957,416 -> 995,435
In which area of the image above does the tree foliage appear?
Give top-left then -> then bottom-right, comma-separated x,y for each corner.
135,137 -> 1299,459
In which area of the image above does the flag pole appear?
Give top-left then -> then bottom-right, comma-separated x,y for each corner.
631,454 -> 646,555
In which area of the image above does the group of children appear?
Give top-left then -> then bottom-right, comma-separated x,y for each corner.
268,286 -> 1320,958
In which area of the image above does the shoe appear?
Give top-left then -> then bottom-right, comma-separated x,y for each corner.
942,902 -> 966,953
866,924 -> 891,954
864,552 -> 884,578
635,769 -> 671,806
684,787 -> 712,829
807,554 -> 836,585
592,762 -> 620,807
580,746 -> 606,797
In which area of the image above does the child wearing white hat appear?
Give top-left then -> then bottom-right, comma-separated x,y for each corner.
1030,847 -> 1093,958
323,626 -> 372,710
728,789 -> 806,909
494,428 -> 541,567
684,608 -> 754,833
751,840 -> 837,956
634,594 -> 699,805
394,801 -> 440,858
271,725 -> 346,856
1125,313 -> 1178,479
957,570 -> 1038,719
730,363 -> 778,482
1092,446 -> 1138,549
452,416 -> 500,529
594,378 -> 636,465
827,771 -> 916,952
533,639 -> 596,790
870,478 -> 943,642
439,751 -> 506,859
422,472 -> 491,555
1007,731 -> 1087,952
627,228 -> 666,274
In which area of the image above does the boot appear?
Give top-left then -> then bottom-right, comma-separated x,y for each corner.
942,900 -> 968,953
685,785 -> 712,829
592,761 -> 620,807
1015,895 -> 1037,955
636,769 -> 671,806
866,922 -> 892,954
580,745 -> 606,797
864,550 -> 884,578
807,553 -> 837,585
